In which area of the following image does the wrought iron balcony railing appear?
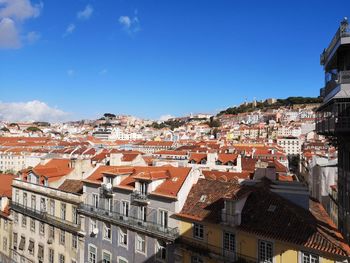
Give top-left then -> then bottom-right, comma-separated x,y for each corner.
176,236 -> 257,263
78,203 -> 179,241
10,201 -> 82,234
131,191 -> 149,204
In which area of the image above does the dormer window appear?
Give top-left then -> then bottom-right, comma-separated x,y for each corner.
200,159 -> 207,165
139,182 -> 148,195
105,176 -> 113,185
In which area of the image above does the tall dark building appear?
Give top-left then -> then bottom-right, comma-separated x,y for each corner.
317,17 -> 350,242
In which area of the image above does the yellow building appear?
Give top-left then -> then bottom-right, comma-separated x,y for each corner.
175,179 -> 350,263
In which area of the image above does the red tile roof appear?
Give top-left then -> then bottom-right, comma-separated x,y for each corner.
0,174 -> 17,198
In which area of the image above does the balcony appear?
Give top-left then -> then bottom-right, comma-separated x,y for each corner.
131,191 -> 149,204
320,18 -> 350,66
10,201 -> 82,235
316,99 -> 350,135
176,236 -> 257,263
322,70 -> 350,100
78,203 -> 179,241
221,212 -> 241,226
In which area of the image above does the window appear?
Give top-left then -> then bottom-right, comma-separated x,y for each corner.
50,200 -> 55,216
88,245 -> 97,263
59,254 -> 65,263
49,248 -> 54,263
72,207 -> 78,224
3,237 -> 7,251
4,220 -> 8,230
258,240 -> 273,263
30,218 -> 35,232
90,218 -> 97,233
156,240 -> 167,261
102,251 -> 111,263
139,182 -> 148,195
301,252 -> 319,263
21,215 -> 27,227
135,233 -> 146,254
193,223 -> 204,239
92,194 -> 99,208
23,193 -> 27,207
59,230 -> 65,245
31,195 -> 36,210
40,197 -> 46,212
61,203 -> 66,220
72,234 -> 78,249
39,222 -> 45,235
13,233 -> 18,249
19,236 -> 25,250
28,240 -> 34,255
117,257 -> 128,263
223,232 -> 235,252
15,189 -> 19,203
191,256 -> 203,263
121,201 -> 129,217
38,244 -> 44,261
119,227 -> 128,247
138,206 -> 147,222
14,212 -> 18,224
104,222 -> 111,240
49,225 -> 55,240
159,210 -> 168,228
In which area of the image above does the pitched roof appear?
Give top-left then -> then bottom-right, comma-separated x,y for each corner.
202,170 -> 251,182
32,159 -> 73,180
176,179 -> 249,222
239,187 -> 350,257
0,174 -> 16,198
85,166 -> 192,199
58,179 -> 83,194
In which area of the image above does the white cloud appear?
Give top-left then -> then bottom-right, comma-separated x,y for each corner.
0,17 -> 21,48
25,30 -> 40,43
63,23 -> 75,37
118,14 -> 140,34
77,4 -> 93,20
159,114 -> 175,121
0,0 -> 42,49
67,69 -> 74,76
0,0 -> 42,21
0,100 -> 70,122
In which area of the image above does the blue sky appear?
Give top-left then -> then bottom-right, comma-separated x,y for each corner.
0,0 -> 349,121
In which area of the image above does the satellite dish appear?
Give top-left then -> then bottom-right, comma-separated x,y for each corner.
105,183 -> 112,190
92,228 -> 99,235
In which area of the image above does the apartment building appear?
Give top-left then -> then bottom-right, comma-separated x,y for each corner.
10,159 -> 92,263
277,136 -> 301,155
0,174 -> 16,263
11,177 -> 85,263
78,165 -> 200,263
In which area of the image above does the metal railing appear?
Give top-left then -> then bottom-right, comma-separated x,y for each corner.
321,18 -> 350,65
78,203 -> 179,241
10,201 -> 81,234
176,236 -> 257,263
221,212 -> 241,226
131,191 -> 149,203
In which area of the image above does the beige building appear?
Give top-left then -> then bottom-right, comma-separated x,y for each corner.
10,159 -> 91,263
0,174 -> 16,263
